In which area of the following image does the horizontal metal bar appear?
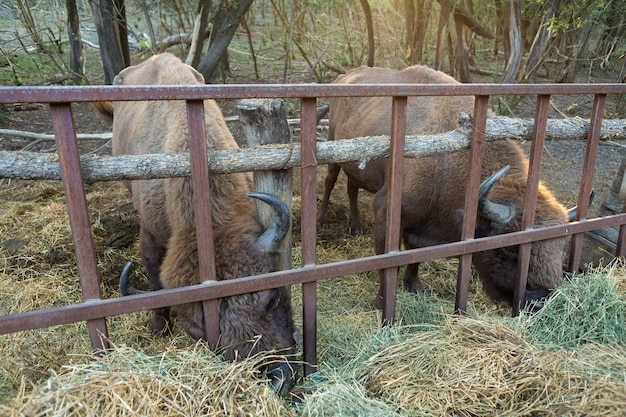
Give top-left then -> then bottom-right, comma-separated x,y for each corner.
2,213 -> 625,334
1,83 -> 625,104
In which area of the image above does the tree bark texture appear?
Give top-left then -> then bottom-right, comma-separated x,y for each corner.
186,0 -> 212,67
89,0 -> 130,84
519,0 -> 559,82
66,0 -> 83,84
2,116 -> 625,183
238,99 -> 293,271
454,14 -> 472,83
404,0 -> 429,64
197,0 -> 254,82
359,0 -> 375,67
502,0 -> 522,83
435,0 -> 452,71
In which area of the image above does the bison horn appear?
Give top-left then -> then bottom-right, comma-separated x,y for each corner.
248,192 -> 291,253
567,189 -> 595,222
119,261 -> 146,296
478,165 -> 517,225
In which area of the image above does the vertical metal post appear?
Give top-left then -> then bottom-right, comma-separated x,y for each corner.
455,95 -> 489,314
300,97 -> 318,376
49,103 -> 109,352
568,94 -> 605,272
512,95 -> 550,316
186,100 -> 220,348
381,96 -> 407,326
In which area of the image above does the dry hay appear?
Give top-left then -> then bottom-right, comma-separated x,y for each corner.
358,316 -> 626,416
2,178 -> 626,416
3,343 -> 295,417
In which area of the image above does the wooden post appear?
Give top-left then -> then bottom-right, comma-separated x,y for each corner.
237,99 -> 293,271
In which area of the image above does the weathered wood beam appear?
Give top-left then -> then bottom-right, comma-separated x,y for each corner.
1,116 -> 625,183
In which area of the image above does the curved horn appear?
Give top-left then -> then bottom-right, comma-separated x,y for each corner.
478,165 -> 516,225
119,261 -> 146,296
567,189 -> 596,222
248,192 -> 291,252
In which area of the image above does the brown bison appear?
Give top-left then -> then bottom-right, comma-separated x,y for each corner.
97,53 -> 297,395
318,65 -> 573,309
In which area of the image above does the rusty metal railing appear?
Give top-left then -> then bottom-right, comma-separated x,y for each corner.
1,83 -> 626,376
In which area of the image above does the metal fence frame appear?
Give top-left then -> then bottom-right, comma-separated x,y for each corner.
1,83 -> 626,376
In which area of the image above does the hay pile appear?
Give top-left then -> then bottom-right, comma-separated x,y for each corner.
4,343 -> 294,417
358,317 -> 626,416
2,180 -> 626,416
297,263 -> 626,417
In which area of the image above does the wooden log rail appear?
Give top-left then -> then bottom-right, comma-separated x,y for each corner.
2,116 -> 625,182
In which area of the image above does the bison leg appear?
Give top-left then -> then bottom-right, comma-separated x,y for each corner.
140,227 -> 171,336
346,176 -> 364,234
401,231 -> 426,294
317,163 -> 342,226
371,188 -> 400,309
402,263 -> 425,293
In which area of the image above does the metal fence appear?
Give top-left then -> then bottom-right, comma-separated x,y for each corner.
1,83 -> 626,377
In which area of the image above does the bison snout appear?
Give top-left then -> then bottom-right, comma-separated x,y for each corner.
523,288 -> 552,313
266,361 -> 299,397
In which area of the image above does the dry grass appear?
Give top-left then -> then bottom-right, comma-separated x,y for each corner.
2,178 -> 626,416
4,342 -> 295,417
358,316 -> 626,416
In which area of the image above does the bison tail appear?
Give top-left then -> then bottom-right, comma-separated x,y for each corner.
119,261 -> 146,296
93,101 -> 114,125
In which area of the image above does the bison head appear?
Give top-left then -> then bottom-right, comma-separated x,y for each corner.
120,192 -> 298,396
466,166 -> 571,309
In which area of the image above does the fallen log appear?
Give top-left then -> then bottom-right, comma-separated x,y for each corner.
1,116 -> 625,183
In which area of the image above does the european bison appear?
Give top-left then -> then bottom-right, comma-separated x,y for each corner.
98,53 -> 297,395
318,65 -> 573,309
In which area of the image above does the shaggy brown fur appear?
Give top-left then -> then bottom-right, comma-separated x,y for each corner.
318,65 -> 570,308
98,53 -> 296,364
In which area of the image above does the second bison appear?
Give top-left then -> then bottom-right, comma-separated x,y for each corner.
318,65 -> 572,309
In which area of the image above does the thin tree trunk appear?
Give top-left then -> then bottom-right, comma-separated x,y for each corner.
502,0 -> 522,83
359,0 -> 375,66
137,0 -> 156,51
197,0 -> 254,83
187,0 -> 211,67
454,9 -> 472,82
415,0 -> 429,63
519,0 -> 559,81
435,0 -> 452,71
404,0 -> 428,64
495,0 -> 506,59
66,0 -> 83,84
404,0 -> 416,62
90,0 -> 130,84
241,16 -> 259,79
113,0 -> 130,66
464,0 -> 476,67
